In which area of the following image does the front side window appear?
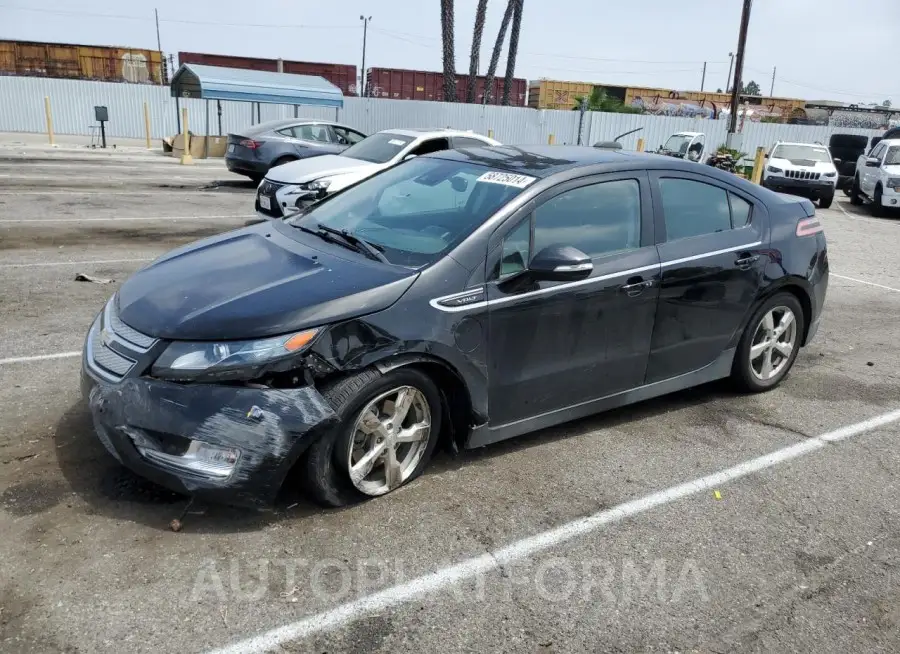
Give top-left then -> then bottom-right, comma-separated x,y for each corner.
533,179 -> 642,258
869,143 -> 886,159
342,133 -> 414,163
333,126 -> 365,145
497,219 -> 531,278
659,178 -> 731,241
290,158 -> 526,267
729,194 -> 753,227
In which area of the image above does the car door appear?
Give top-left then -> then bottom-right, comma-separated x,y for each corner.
485,171 -> 660,426
645,171 -> 766,383
861,142 -> 885,194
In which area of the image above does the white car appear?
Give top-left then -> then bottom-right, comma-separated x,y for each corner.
850,138 -> 900,216
255,128 -> 501,218
761,141 -> 839,208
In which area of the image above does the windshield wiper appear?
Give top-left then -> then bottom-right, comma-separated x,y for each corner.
316,224 -> 389,263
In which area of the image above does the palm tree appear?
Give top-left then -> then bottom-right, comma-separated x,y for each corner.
440,0 -> 457,102
482,0 -> 514,105
502,0 -> 523,106
466,0 -> 489,103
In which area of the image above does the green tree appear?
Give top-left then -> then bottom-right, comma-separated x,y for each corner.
466,0 -> 489,103
440,0 -> 457,102
742,80 -> 761,96
482,0 -> 514,104
573,87 -> 643,114
502,0 -> 524,106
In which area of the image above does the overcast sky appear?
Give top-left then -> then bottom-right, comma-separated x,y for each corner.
2,0 -> 897,105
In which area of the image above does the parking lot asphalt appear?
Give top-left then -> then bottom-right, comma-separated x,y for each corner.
0,145 -> 898,653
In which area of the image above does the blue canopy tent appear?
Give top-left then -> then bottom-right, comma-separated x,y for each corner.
168,64 -> 345,153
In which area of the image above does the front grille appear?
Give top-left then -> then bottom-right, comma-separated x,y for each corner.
785,169 -> 821,180
90,324 -> 135,379
88,301 -> 158,382
257,180 -> 284,217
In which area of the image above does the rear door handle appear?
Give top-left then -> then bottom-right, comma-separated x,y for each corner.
620,278 -> 654,297
735,254 -> 760,269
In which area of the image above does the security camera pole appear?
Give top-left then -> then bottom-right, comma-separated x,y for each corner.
727,0 -> 752,149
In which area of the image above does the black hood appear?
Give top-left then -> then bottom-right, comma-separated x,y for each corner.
117,223 -> 417,340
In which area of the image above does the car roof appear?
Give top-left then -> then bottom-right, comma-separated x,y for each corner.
380,127 -> 491,139
878,138 -> 900,147
773,141 -> 829,147
427,145 -> 685,178
244,118 -> 350,132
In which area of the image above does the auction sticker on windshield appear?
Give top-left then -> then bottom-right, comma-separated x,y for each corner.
477,171 -> 536,188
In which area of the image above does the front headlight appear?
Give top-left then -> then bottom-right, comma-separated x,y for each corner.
823,171 -> 836,178
887,178 -> 900,190
766,166 -> 783,174
151,328 -> 320,380
299,178 -> 332,192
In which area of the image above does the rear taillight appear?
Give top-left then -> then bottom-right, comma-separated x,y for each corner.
796,216 -> 824,237
240,139 -> 262,149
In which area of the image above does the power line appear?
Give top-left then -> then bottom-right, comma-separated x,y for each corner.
745,66 -> 895,99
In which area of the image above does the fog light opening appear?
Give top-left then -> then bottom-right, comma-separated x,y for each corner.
134,437 -> 241,480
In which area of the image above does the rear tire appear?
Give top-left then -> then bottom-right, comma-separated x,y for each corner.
849,176 -> 863,205
304,367 -> 442,507
270,156 -> 298,169
731,293 -> 805,393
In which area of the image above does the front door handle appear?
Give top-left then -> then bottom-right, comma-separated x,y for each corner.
620,278 -> 654,297
735,254 -> 760,270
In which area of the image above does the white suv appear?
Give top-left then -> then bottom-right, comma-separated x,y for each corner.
761,141 -> 839,208
851,138 -> 900,216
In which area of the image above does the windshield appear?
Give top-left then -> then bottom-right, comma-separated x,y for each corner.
885,146 -> 900,166
341,132 -> 414,164
772,145 -> 831,162
662,135 -> 692,154
288,157 -> 530,267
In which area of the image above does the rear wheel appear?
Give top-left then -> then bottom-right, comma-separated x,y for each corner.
872,186 -> 886,217
849,175 -> 863,205
732,293 -> 804,393
270,155 -> 298,169
304,368 -> 442,507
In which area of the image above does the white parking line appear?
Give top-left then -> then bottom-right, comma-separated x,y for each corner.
0,351 -> 80,366
0,215 -> 253,224
208,407 -> 900,654
0,258 -> 153,269
832,273 -> 900,293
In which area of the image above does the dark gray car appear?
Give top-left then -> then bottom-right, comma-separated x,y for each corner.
225,119 -> 366,182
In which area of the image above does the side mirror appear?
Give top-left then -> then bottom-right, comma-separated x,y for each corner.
833,158 -> 842,165
450,175 -> 468,192
528,245 -> 592,282
865,157 -> 881,167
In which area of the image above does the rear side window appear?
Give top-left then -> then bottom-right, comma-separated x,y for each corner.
659,178 -> 731,240
293,124 -> 331,142
729,194 -> 753,227
455,136 -> 491,149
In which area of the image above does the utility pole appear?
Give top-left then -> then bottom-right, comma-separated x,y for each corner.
769,66 -> 776,96
359,15 -> 372,97
725,52 -> 735,93
728,0 -> 753,144
701,61 -> 707,92
154,8 -> 164,84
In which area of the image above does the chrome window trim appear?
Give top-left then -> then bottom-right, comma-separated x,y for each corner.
429,241 -> 762,313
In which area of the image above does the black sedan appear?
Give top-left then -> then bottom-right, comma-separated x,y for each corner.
82,146 -> 828,508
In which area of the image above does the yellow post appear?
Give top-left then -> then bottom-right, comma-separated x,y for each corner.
488,129 -> 494,139
179,107 -> 193,165
548,134 -> 555,145
44,96 -> 55,146
636,138 -> 645,152
751,146 -> 766,184
143,102 -> 152,149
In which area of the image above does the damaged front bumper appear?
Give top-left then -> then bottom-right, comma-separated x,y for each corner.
81,364 -> 336,508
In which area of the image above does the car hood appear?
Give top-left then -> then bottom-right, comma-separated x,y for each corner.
265,154 -> 374,184
116,223 -> 417,341
882,164 -> 900,175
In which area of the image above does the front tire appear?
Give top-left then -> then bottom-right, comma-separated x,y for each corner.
872,186 -> 885,217
732,293 -> 805,393
819,192 -> 833,209
304,368 -> 442,507
849,176 -> 863,205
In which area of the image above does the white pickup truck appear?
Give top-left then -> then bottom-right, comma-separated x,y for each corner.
850,138 -> 900,216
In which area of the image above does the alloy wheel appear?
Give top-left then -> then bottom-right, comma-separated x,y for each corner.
749,306 -> 798,381
347,386 -> 432,496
